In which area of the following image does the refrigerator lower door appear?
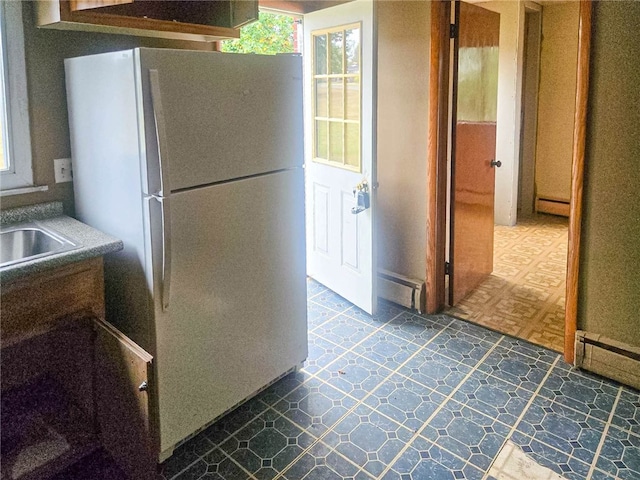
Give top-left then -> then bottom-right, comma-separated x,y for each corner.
149,169 -> 307,454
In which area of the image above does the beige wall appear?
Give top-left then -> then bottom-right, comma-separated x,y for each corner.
579,1 -> 640,346
534,2 -> 579,202
1,2 -> 213,214
376,1 -> 430,281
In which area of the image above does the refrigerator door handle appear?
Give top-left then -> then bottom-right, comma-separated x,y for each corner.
159,196 -> 172,312
149,69 -> 171,197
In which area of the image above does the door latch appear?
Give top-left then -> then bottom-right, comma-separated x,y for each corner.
138,381 -> 148,392
490,160 -> 502,168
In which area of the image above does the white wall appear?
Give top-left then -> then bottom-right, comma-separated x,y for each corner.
377,1 -> 430,281
481,1 -> 526,226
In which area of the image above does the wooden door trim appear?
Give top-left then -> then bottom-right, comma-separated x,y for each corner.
565,0 -> 593,363
425,0 -> 451,313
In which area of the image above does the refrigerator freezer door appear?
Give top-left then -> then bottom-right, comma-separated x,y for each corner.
148,169 -> 308,453
138,49 -> 304,194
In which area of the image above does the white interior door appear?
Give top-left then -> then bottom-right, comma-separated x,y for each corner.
304,1 -> 377,314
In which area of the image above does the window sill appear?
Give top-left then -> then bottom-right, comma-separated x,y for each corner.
0,185 -> 50,197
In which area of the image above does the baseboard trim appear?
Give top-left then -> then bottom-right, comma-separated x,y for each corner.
378,269 -> 425,313
575,330 -> 640,390
536,197 -> 570,217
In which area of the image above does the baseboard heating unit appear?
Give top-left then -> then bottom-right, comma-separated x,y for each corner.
377,269 -> 425,313
575,330 -> 640,390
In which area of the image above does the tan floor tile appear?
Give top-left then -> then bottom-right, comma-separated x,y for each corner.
446,214 -> 568,352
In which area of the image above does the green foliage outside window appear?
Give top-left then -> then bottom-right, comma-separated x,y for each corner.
221,12 -> 295,55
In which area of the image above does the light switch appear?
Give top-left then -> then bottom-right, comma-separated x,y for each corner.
54,158 -> 73,183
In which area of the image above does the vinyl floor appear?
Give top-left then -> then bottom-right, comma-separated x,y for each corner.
447,214 -> 569,353
157,279 -> 640,480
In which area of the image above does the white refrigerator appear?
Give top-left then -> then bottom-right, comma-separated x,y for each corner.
65,48 -> 308,458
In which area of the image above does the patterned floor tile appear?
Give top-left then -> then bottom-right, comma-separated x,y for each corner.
509,431 -> 591,480
381,436 -> 484,480
303,333 -> 347,374
307,278 -> 328,299
452,370 -> 533,427
516,396 -> 605,465
445,215 -> 568,353
612,388 -> 640,435
425,329 -> 495,368
538,363 -> 618,421
478,346 -> 553,392
446,316 -> 504,344
364,374 -> 446,431
311,289 -> 353,313
308,302 -> 338,331
318,351 -> 393,400
421,399 -> 511,470
314,314 -> 378,349
159,432 -> 217,479
220,409 -> 315,480
251,371 -> 312,410
380,312 -> 450,345
282,442 -> 372,480
323,404 -> 415,477
589,469 -> 619,480
399,348 -> 472,395
352,331 -> 420,370
595,427 -> 640,480
199,448 -> 252,480
273,377 -> 357,435
345,300 -> 406,327
498,336 -> 560,365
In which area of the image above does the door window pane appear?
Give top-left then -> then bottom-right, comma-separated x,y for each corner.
315,120 -> 327,159
329,31 -> 344,75
345,27 -> 360,73
314,34 -> 327,75
345,123 -> 359,168
329,78 -> 344,118
328,122 -> 343,162
345,76 -> 359,121
315,79 -> 328,118
312,24 -> 361,171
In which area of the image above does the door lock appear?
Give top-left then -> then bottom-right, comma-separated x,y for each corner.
490,160 -> 502,168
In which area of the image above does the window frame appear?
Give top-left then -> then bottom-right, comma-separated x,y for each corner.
0,0 -> 33,191
311,23 -> 362,172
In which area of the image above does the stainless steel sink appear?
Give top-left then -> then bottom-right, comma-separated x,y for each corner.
0,223 -> 78,268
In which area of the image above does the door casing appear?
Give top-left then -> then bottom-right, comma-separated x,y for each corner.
426,0 -> 593,364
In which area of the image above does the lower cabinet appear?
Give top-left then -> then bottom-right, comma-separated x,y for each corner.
94,318 -> 155,480
0,258 -> 156,480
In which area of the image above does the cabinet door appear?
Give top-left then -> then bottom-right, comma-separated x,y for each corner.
69,0 -> 132,12
231,0 -> 258,28
94,318 -> 156,480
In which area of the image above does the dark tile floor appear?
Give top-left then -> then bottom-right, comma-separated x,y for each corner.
158,279 -> 640,480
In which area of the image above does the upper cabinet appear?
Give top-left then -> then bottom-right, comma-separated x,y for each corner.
35,0 -> 258,42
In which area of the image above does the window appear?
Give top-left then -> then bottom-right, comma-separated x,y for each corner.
312,24 -> 361,172
0,1 -> 33,191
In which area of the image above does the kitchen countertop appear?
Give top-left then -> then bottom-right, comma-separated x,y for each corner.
0,202 -> 123,283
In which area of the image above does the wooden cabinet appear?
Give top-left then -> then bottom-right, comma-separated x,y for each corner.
1,258 -> 155,480
35,0 -> 259,43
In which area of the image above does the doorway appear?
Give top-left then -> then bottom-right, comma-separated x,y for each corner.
442,0 -> 582,354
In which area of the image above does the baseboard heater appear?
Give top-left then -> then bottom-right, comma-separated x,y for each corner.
536,197 -> 570,217
575,330 -> 640,390
378,269 -> 425,313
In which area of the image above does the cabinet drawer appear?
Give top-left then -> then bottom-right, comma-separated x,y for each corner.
1,258 -> 104,345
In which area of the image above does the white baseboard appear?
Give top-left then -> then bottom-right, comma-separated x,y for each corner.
378,269 -> 425,313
